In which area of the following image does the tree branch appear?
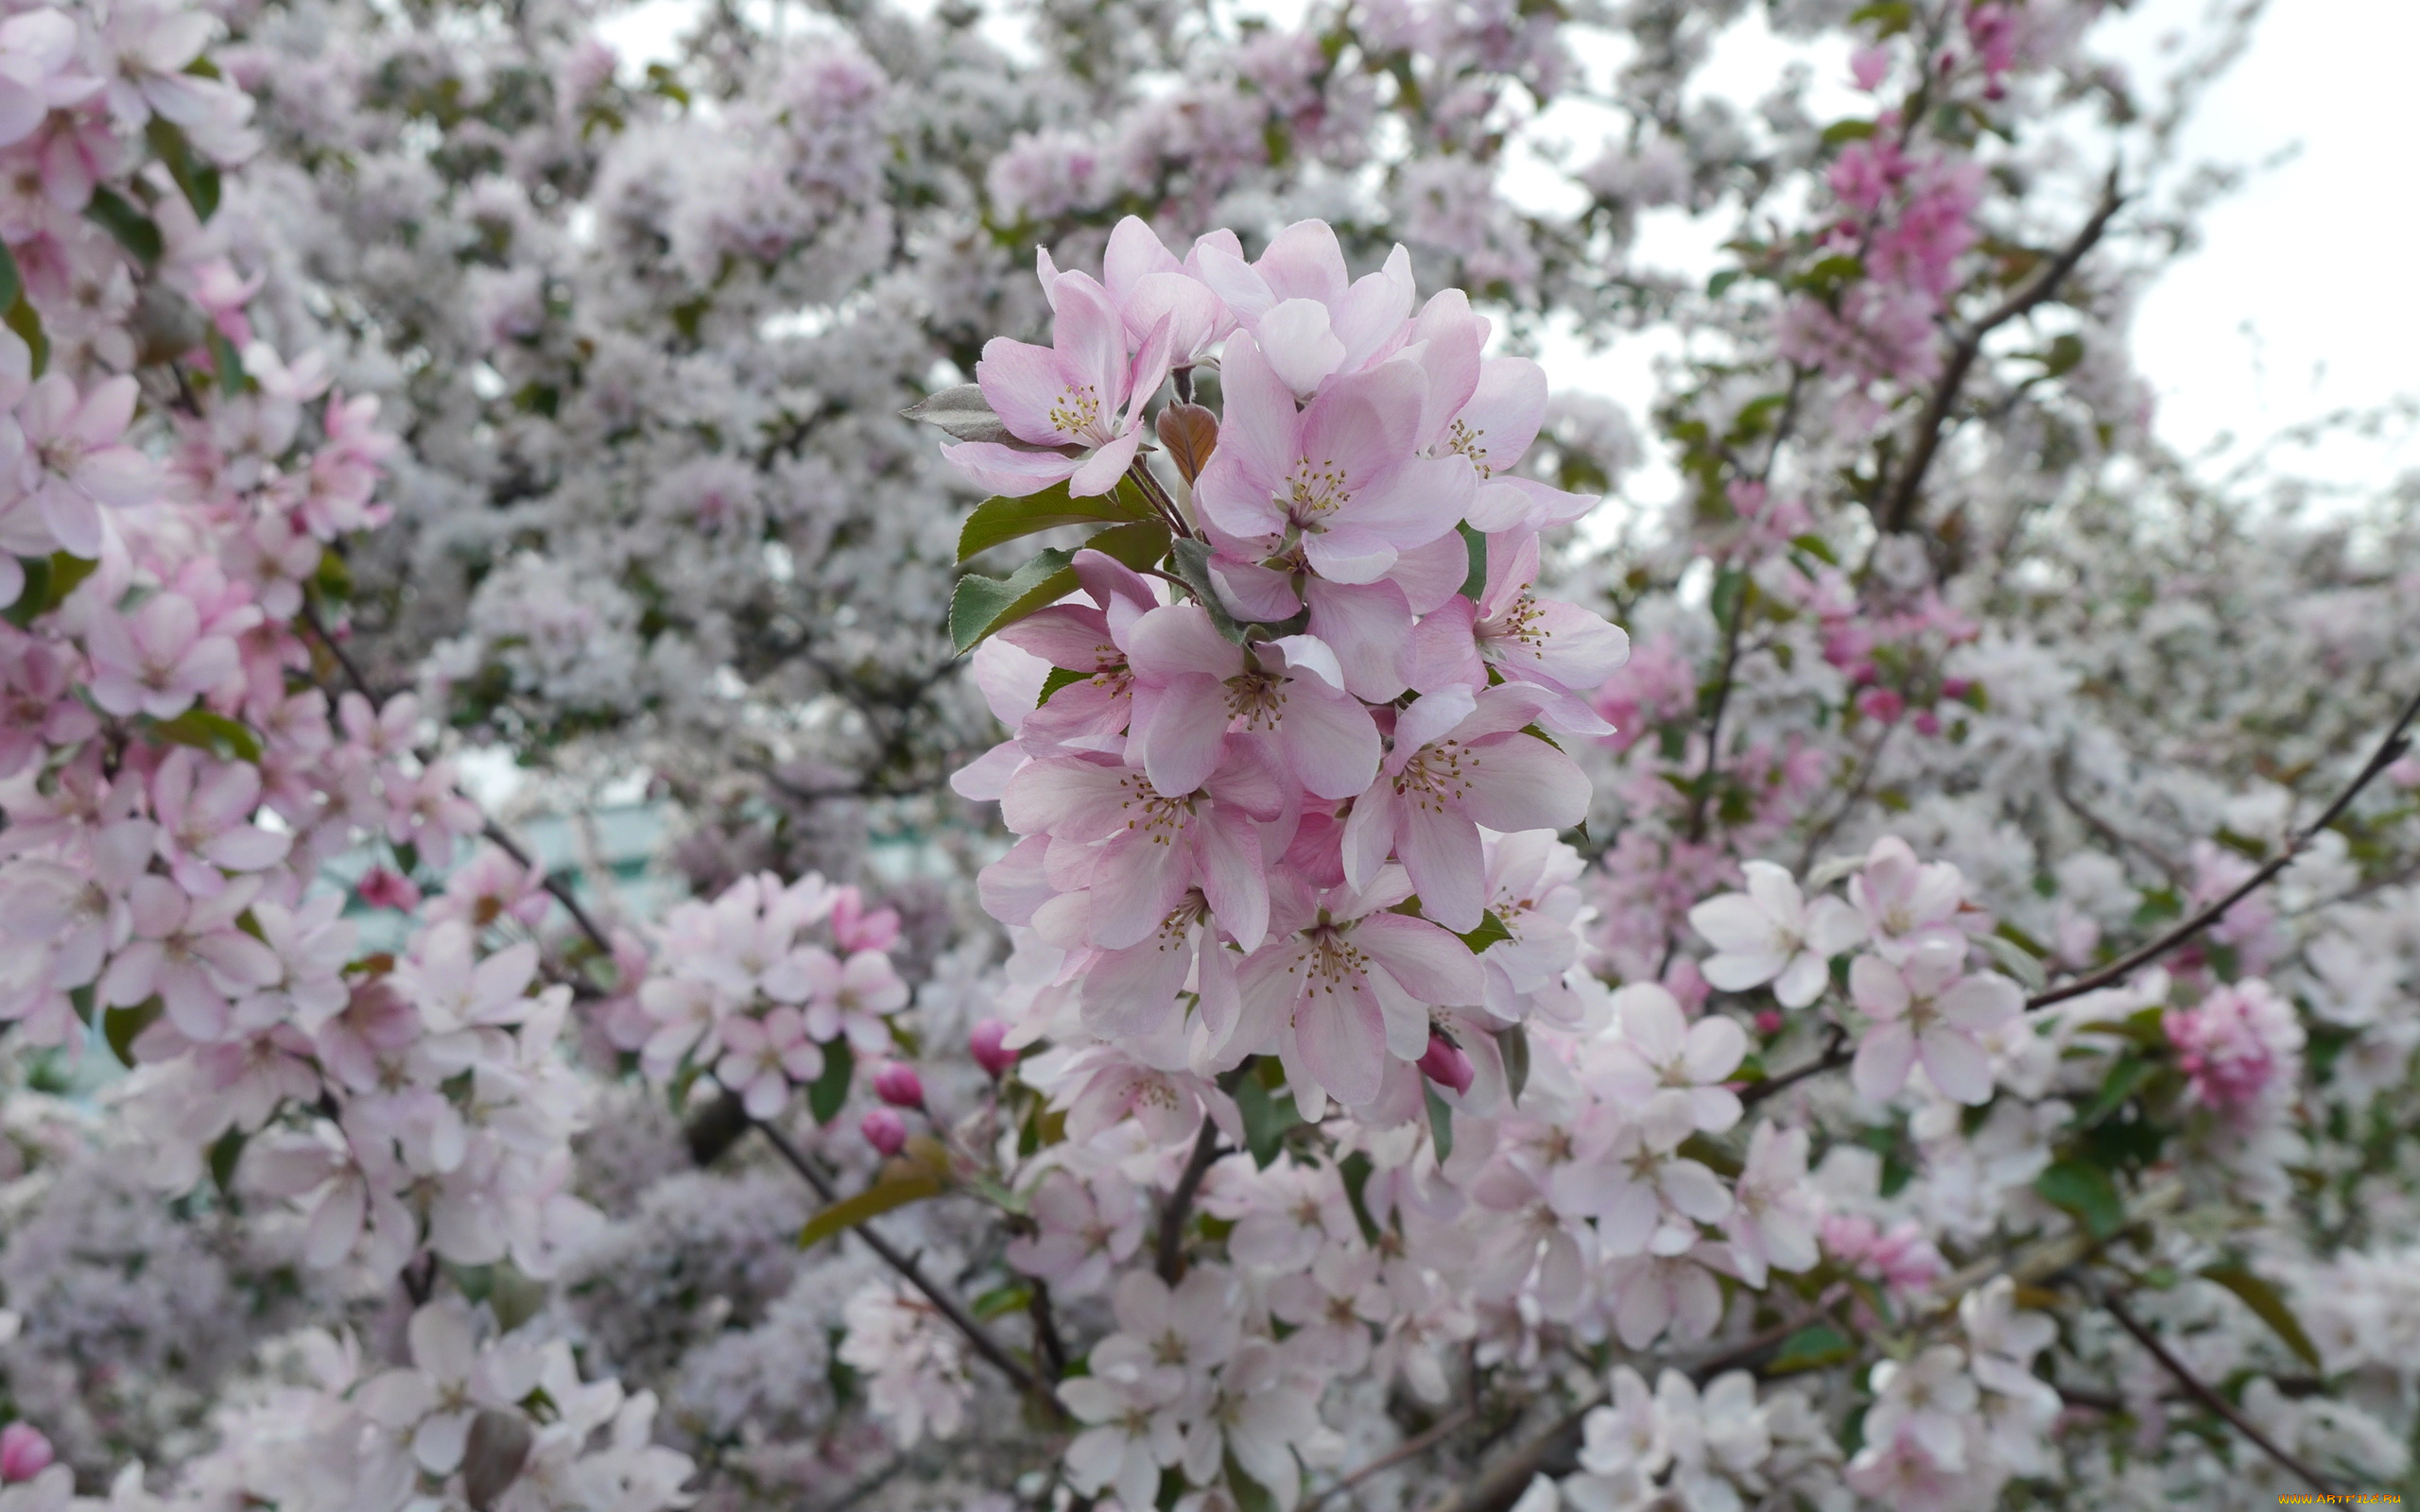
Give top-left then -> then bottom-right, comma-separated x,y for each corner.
1308,1402 -> 1478,1510
2029,683 -> 2420,1009
1739,1023 -> 1850,1108
1155,1118 -> 1225,1282
752,1117 -> 1055,1410
1879,172 -> 2125,534
2097,1286 -> 2335,1495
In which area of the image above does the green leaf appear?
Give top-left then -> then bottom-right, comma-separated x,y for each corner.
949,548 -> 1076,651
85,186 -> 164,266
1679,1131 -> 1744,1178
146,118 -> 221,221
1821,118 -> 1878,145
1789,532 -> 1839,565
1224,1452 -> 1282,1512
2040,333 -> 2085,378
3,551 -> 97,627
1457,522 -> 1488,601
1705,268 -> 1742,299
5,293 -> 46,378
798,1167 -> 945,1249
208,1126 -> 247,1197
1037,665 -> 1088,706
958,480 -> 1149,561
2199,1263 -> 2322,1369
147,708 -> 265,765
1455,909 -> 1512,954
208,329 -> 247,397
104,996 -> 164,1066
807,1038 -> 856,1125
1494,1022 -> 1530,1106
1848,1 -> 1913,35
1166,537 -> 1249,642
2034,1159 -> 2125,1239
971,1282 -> 1033,1322
2073,1054 -> 2154,1129
1766,1323 -> 1855,1374
1078,518 -> 1171,574
1234,1064 -> 1303,1169
1338,1151 -> 1382,1245
1426,1082 -> 1455,1162
0,240 -> 20,313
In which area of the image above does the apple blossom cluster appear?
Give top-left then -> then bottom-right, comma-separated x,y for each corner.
0,7 -> 693,1503
616,870 -> 910,1120
947,215 -> 1629,1117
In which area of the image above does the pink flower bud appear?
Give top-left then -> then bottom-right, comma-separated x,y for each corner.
0,1423 -> 54,1483
1855,687 -> 1905,724
356,866 -> 423,912
969,1019 -> 1018,1077
1912,710 -> 1941,737
860,1107 -> 908,1157
1940,677 -> 1973,700
1416,1033 -> 1475,1096
1754,1009 -> 1784,1037
873,1062 -> 925,1108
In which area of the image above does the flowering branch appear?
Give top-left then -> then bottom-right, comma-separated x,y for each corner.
1878,171 -> 2126,534
753,1117 -> 1057,1409
2094,1283 -> 2337,1495
2029,682 -> 2420,1008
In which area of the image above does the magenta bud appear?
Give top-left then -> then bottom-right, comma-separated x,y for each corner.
1754,1009 -> 1784,1037
873,1062 -> 925,1108
969,1018 -> 1018,1077
1416,1033 -> 1475,1096
0,1423 -> 54,1483
1941,677 -> 1972,700
860,1107 -> 908,1156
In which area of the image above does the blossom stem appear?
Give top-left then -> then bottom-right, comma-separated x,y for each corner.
2096,1285 -> 2335,1495
2028,682 -> 2420,1010
1876,171 -> 2125,535
1738,1022 -> 1851,1108
1154,1115 -> 1225,1283
752,1117 -> 1058,1411
1306,1401 -> 1478,1510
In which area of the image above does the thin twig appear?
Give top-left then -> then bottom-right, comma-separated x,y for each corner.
753,1119 -> 1054,1409
2050,747 -> 2187,885
2097,1286 -> 2335,1494
1879,173 -> 2125,534
2029,684 -> 2420,1009
1155,1119 -> 1225,1282
1739,1023 -> 1850,1108
1307,1402 -> 1478,1510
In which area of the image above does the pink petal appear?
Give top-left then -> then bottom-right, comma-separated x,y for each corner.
1399,798 -> 1485,933
1273,683 -> 1378,801
1354,911 -> 1483,1005
1292,974 -> 1387,1108
1132,673 -> 1231,799
1917,1025 -> 1994,1104
1852,1020 -> 1916,1103
942,439 -> 1080,497
1305,578 -> 1412,702
1196,803 -> 1270,953
1457,735 -> 1589,834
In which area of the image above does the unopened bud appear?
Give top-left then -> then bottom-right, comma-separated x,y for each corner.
873,1062 -> 925,1108
0,1423 -> 54,1483
1416,1033 -> 1475,1096
861,1107 -> 908,1156
969,1019 -> 1018,1077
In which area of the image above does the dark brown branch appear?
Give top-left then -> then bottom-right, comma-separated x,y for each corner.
752,1118 -> 1055,1409
1155,1118 -> 1225,1282
2050,748 -> 2187,885
1308,1402 -> 1478,1510
1422,1315 -> 1815,1512
1879,173 -> 2125,534
2098,1287 -> 2335,1494
1739,1023 -> 1850,1108
2029,683 -> 2420,1009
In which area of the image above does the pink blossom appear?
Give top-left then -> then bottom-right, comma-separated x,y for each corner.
1340,683 -> 1594,933
2165,980 -> 2302,1113
945,266 -> 1174,498
356,866 -> 423,911
1193,219 -> 1413,396
83,591 -> 240,718
99,873 -> 282,1041
1583,983 -> 1746,1144
17,372 -> 153,556
1193,332 -> 1473,585
1411,527 -> 1629,724
1848,941 -> 2020,1105
798,946 -> 907,1052
1687,862 -> 1868,1007
830,885 -> 901,953
1126,604 -> 1377,800
1233,871 -> 1484,1110
1849,836 -> 1969,961
149,747 -> 290,895
1417,1031 -> 1475,1093
717,1007 -> 823,1119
